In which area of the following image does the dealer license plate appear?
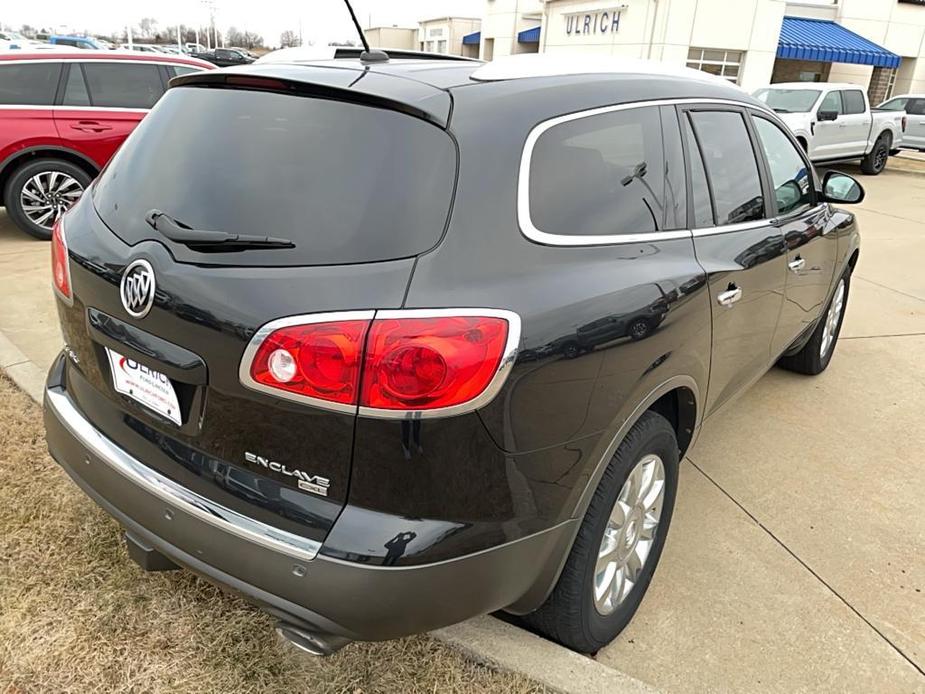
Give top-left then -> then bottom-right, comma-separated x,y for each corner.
106,348 -> 182,425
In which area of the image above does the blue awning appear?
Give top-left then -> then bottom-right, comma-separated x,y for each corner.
518,26 -> 541,44
778,16 -> 900,69
462,31 -> 480,46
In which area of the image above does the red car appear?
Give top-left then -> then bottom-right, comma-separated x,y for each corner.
0,51 -> 213,239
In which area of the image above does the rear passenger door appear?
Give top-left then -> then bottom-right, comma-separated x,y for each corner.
839,89 -> 872,156
750,113 -> 837,355
53,61 -> 165,167
681,106 -> 788,416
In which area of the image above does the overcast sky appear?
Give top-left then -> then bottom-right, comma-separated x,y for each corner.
3,0 -> 484,46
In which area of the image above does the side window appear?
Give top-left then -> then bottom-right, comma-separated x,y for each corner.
168,65 -> 201,78
878,98 -> 908,111
819,91 -> 843,115
753,117 -> 814,216
0,63 -> 61,106
908,99 -> 925,116
82,63 -> 165,109
528,105 -> 679,237
660,105 -> 687,232
688,110 -> 765,226
843,90 -> 866,115
62,64 -> 91,106
681,115 -> 714,228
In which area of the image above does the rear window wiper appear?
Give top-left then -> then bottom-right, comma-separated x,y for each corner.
145,210 -> 295,251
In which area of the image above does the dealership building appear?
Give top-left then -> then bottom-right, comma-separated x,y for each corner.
472,0 -> 925,101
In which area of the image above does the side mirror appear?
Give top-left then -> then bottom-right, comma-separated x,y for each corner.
822,171 -> 864,205
817,110 -> 839,122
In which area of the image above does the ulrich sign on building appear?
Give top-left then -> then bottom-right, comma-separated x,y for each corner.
564,5 -> 629,36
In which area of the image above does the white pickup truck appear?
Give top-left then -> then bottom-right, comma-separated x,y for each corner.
753,82 -> 906,175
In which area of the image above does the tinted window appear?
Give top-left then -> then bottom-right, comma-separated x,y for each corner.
689,111 -> 765,226
878,97 -> 908,111
62,65 -> 91,106
908,99 -> 925,116
93,88 -> 457,267
82,63 -> 164,108
753,117 -> 813,216
843,90 -> 866,115
819,91 -> 842,115
168,65 -> 201,78
660,106 -> 687,231
0,63 -> 61,106
682,115 -> 714,228
529,105 -> 679,236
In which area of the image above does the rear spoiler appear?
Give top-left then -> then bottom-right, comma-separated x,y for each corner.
170,65 -> 454,127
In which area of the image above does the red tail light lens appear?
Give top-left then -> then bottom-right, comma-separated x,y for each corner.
248,318 -> 370,406
51,218 -> 72,302
242,310 -> 519,416
361,315 -> 511,412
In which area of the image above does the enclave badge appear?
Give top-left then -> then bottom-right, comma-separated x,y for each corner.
120,259 -> 156,318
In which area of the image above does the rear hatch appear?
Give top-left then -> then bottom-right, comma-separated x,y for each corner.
56,72 -> 457,545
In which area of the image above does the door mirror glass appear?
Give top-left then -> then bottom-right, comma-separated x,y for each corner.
822,171 -> 864,204
817,110 -> 839,122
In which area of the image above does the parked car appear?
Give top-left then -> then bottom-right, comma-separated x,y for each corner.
878,93 -> 925,151
0,51 -> 213,239
48,35 -> 107,50
753,82 -> 906,174
191,47 -> 256,67
0,30 -> 46,50
43,52 -> 863,656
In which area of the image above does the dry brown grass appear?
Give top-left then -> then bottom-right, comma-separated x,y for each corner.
0,375 -> 546,694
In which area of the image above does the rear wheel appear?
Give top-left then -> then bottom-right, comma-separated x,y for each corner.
860,134 -> 890,175
3,158 -> 91,240
778,271 -> 850,375
522,411 -> 679,653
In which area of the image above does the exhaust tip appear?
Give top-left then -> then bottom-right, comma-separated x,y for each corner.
275,622 -> 351,657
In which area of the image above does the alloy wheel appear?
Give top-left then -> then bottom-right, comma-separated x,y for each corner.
819,278 -> 845,359
19,171 -> 84,230
593,453 -> 666,615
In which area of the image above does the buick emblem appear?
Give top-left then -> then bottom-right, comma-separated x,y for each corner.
120,259 -> 156,318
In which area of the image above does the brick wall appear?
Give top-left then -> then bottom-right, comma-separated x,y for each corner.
771,58 -> 831,83
867,66 -> 894,105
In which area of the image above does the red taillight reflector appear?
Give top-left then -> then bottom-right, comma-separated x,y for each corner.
249,319 -> 370,405
242,310 -> 520,416
361,315 -> 509,411
51,218 -> 72,302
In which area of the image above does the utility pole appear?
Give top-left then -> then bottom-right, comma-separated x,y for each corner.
127,24 -> 133,49
177,23 -> 182,52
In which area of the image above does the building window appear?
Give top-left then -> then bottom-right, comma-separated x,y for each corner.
686,48 -> 743,84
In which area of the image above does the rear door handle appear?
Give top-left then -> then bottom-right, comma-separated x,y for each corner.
789,257 -> 806,273
717,286 -> 743,307
70,121 -> 112,133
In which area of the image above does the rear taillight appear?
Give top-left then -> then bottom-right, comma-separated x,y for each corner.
51,218 -> 72,303
241,309 -> 520,417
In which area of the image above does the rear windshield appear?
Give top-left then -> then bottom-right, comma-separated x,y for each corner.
93,86 -> 457,266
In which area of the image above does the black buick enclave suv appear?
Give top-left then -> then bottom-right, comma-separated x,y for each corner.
44,51 -> 863,654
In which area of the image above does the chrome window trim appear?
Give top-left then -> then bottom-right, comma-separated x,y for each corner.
357,307 -> 522,421
518,97 -> 773,247
0,105 -> 150,113
691,219 -> 770,237
239,308 -> 522,421
45,388 -> 321,562
239,310 -> 376,416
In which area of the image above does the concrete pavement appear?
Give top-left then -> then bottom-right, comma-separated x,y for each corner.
0,165 -> 923,692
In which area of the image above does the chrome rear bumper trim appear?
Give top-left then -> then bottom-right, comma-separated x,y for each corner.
45,388 -> 321,562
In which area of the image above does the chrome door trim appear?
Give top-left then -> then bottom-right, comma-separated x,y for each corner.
45,388 -> 322,562
517,98 -> 774,248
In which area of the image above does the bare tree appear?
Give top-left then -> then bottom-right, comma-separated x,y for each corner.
138,17 -> 158,38
279,30 -> 301,48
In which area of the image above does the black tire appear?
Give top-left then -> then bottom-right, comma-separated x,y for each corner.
3,158 -> 92,240
778,270 -> 850,375
627,317 -> 651,341
860,134 -> 890,175
521,411 -> 679,653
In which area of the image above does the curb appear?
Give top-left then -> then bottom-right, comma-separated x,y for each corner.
0,325 -> 657,694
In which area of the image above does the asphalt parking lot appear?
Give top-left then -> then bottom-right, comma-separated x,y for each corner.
0,163 -> 923,692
